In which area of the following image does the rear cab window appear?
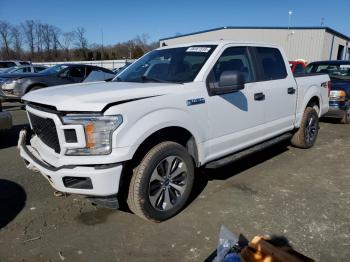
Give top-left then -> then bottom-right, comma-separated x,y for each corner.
255,47 -> 287,80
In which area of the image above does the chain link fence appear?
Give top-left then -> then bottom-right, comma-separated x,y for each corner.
34,59 -> 135,70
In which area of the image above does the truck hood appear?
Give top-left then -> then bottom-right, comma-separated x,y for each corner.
22,81 -> 180,112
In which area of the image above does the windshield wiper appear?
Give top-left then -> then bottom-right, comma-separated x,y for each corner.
141,75 -> 168,83
140,75 -> 183,84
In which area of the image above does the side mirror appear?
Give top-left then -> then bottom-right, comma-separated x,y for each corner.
213,71 -> 245,95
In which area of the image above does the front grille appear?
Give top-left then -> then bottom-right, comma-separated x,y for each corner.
28,112 -> 61,153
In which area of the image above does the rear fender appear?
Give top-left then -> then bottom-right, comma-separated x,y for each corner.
295,85 -> 321,127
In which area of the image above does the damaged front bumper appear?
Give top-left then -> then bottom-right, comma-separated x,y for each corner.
18,129 -> 123,200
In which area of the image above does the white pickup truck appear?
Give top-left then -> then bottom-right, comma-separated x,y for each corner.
18,41 -> 330,221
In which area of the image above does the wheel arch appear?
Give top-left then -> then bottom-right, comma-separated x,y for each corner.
306,96 -> 320,114
295,87 -> 322,128
131,126 -> 201,168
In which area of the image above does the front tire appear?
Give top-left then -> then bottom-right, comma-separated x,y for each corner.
291,107 -> 319,149
127,141 -> 194,222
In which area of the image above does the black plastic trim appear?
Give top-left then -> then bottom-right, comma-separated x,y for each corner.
205,133 -> 292,169
21,143 -> 121,171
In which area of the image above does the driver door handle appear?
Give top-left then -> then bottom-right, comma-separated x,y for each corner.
288,87 -> 296,94
254,92 -> 265,101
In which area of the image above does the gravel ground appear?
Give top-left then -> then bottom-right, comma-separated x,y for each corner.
0,103 -> 349,262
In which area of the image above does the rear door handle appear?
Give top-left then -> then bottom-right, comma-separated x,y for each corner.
254,92 -> 265,101
288,87 -> 296,94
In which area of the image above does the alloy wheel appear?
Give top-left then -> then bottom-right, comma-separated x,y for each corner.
148,156 -> 188,211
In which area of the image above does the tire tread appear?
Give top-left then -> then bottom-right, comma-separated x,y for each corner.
127,141 -> 190,222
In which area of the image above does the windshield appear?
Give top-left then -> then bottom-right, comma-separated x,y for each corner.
114,45 -> 217,83
40,65 -> 69,74
307,63 -> 350,80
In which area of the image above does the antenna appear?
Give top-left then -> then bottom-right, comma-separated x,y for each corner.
321,17 -> 325,26
288,10 -> 293,30
101,28 -> 104,60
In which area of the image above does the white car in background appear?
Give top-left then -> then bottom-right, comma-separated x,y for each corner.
0,65 -> 48,74
0,61 -> 31,72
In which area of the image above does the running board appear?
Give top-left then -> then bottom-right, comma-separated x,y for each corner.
205,133 -> 292,169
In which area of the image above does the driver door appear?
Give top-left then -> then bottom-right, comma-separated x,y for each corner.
205,46 -> 266,161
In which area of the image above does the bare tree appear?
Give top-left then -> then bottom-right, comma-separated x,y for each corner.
0,20 -> 13,58
134,33 -> 150,51
34,21 -> 43,55
1,19 -> 158,61
22,20 -> 35,58
11,25 -> 23,58
50,26 -> 61,58
75,27 -> 88,59
41,23 -> 51,57
61,31 -> 75,60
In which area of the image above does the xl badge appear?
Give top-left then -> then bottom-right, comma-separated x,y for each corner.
187,98 -> 205,106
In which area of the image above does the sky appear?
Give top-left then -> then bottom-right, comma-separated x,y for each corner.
1,0 -> 349,46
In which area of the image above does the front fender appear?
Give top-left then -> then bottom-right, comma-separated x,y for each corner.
111,108 -> 206,163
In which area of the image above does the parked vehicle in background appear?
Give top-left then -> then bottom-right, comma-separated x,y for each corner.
19,41 -> 329,221
306,60 -> 350,123
0,64 -> 115,101
289,60 -> 307,74
112,62 -> 132,74
0,100 -> 12,130
0,61 -> 31,72
0,65 -> 47,74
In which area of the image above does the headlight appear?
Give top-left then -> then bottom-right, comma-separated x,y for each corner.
62,114 -> 123,155
330,90 -> 347,101
2,79 -> 17,90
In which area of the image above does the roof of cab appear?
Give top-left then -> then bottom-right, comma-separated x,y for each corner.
157,40 -> 279,50
308,60 -> 350,65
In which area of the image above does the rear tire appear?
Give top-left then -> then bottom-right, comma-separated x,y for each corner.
127,141 -> 194,222
291,107 -> 319,149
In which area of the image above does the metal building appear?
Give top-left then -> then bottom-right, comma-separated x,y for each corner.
159,27 -> 350,63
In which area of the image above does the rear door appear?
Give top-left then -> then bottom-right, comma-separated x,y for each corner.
205,45 -> 266,161
252,47 -> 297,136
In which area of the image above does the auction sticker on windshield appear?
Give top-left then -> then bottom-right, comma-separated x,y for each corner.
186,47 -> 211,53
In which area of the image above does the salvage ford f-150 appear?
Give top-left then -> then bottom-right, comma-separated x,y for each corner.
18,41 -> 330,221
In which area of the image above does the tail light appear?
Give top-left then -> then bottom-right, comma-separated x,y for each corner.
327,81 -> 331,97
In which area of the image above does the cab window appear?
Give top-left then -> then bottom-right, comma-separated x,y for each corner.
211,47 -> 254,83
256,47 -> 287,80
